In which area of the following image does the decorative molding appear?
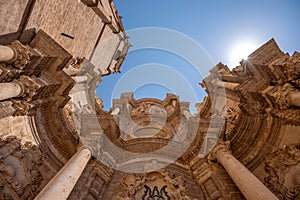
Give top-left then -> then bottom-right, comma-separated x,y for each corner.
114,170 -> 193,200
11,99 -> 32,116
273,83 -> 295,110
8,41 -> 33,70
225,108 -> 240,139
283,53 -> 300,88
0,64 -> 21,83
17,75 -> 41,101
0,136 -> 43,199
208,140 -> 231,162
264,143 -> 300,199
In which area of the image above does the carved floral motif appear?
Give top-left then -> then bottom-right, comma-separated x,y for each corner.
11,100 -> 33,116
114,170 -> 193,200
0,64 -> 21,83
17,75 -> 41,101
114,174 -> 156,199
0,136 -> 43,199
8,41 -> 33,70
264,144 -> 300,199
281,52 -> 300,88
273,83 -> 295,110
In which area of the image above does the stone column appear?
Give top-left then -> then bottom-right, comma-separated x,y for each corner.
34,148 -> 92,200
0,45 -> 15,62
289,91 -> 300,107
0,82 -> 23,101
0,76 -> 40,102
209,141 -> 278,200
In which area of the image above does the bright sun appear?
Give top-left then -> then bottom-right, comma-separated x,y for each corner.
228,40 -> 259,69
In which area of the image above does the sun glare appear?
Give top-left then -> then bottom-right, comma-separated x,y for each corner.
228,40 -> 259,69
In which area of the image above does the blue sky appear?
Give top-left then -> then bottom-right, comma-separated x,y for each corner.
97,0 -> 300,113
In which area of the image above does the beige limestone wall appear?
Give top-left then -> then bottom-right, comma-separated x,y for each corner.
90,27 -> 120,74
26,0 -> 103,58
0,116 -> 36,145
0,0 -> 30,35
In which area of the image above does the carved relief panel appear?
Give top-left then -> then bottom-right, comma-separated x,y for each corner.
264,143 -> 300,199
114,170 -> 195,200
0,136 -> 43,200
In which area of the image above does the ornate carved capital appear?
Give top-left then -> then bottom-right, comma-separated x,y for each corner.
0,64 -> 22,82
17,75 -> 41,101
11,99 -> 33,116
7,41 -> 33,69
273,83 -> 296,109
208,140 -> 231,162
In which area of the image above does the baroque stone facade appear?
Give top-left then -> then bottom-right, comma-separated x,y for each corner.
0,1 -> 299,200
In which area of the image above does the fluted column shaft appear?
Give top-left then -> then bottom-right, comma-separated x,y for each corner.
210,141 -> 278,200
34,148 -> 91,200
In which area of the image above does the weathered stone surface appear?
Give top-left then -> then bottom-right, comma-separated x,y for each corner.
26,0 -> 102,58
0,116 -> 35,145
0,2 -> 299,200
0,0 -> 30,35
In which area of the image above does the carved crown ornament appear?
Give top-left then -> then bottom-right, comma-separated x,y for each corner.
113,170 -> 194,200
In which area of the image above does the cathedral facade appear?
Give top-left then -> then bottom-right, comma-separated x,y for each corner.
0,0 -> 299,199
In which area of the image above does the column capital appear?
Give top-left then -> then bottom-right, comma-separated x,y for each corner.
7,41 -> 33,69
16,76 -> 41,101
11,99 -> 33,116
208,140 -> 231,162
